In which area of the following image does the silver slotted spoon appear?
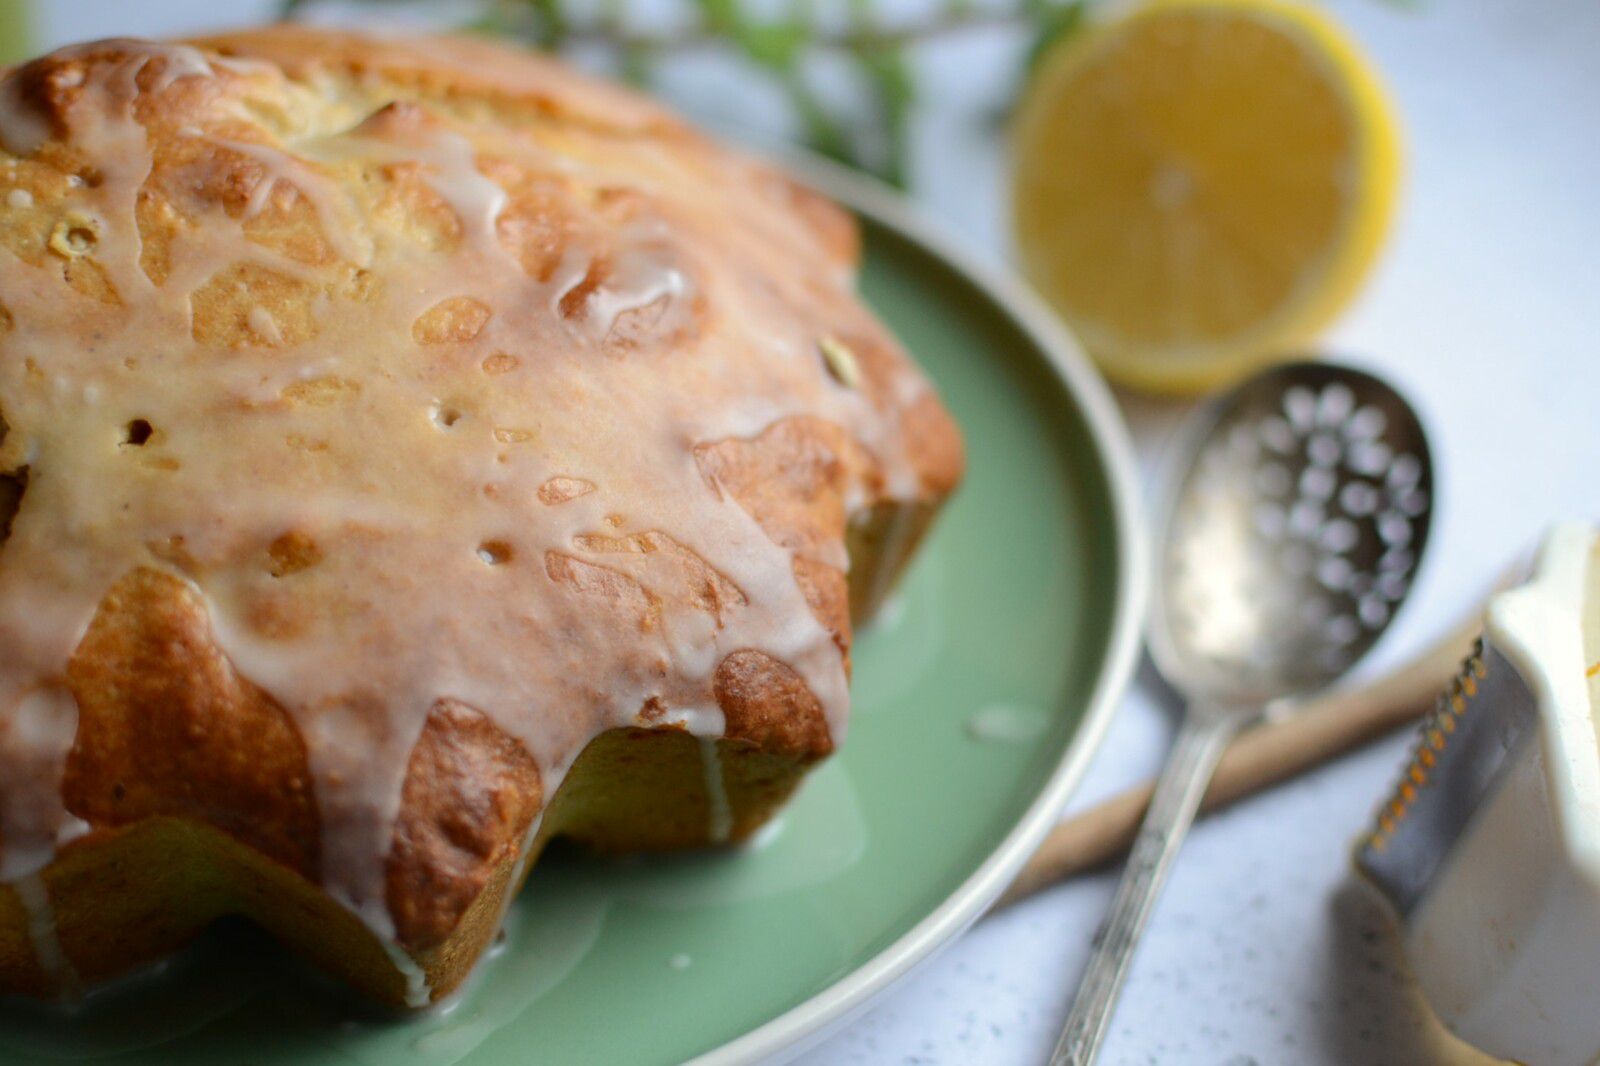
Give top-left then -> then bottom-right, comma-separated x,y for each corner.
1051,361 -> 1434,1064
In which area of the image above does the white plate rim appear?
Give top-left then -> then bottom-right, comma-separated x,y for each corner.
691,155 -> 1149,1066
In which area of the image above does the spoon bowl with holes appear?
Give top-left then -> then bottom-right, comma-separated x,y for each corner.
1052,361 -> 1434,1064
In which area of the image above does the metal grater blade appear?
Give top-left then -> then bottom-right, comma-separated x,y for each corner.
1356,634 -> 1540,917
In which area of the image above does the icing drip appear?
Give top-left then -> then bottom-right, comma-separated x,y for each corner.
0,690 -> 86,882
964,704 -> 1049,744
12,873 -> 80,998
379,937 -> 433,1010
698,736 -> 733,845
203,136 -> 373,265
139,42 -> 214,93
0,33 -> 943,975
405,130 -> 510,260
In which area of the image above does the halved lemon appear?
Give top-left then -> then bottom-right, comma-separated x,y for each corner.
1011,0 -> 1401,394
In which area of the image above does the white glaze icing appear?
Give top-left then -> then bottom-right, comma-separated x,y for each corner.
0,689 -> 84,882
204,135 -> 372,265
246,306 -> 283,345
12,873 -> 79,997
0,33 -> 939,991
964,703 -> 1049,744
697,736 -> 733,845
379,937 -> 433,1010
0,756 -> 871,1060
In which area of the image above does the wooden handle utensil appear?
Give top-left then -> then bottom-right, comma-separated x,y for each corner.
998,616 -> 1481,909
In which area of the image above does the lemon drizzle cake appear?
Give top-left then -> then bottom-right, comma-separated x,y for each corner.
0,29 -> 961,1006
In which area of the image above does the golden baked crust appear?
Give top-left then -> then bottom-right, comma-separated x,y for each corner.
0,27 -> 962,1005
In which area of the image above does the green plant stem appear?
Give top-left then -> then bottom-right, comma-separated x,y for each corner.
283,0 -> 1038,60
482,4 -> 1035,56
277,0 -> 1076,183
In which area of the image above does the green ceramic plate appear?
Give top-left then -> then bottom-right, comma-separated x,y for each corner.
0,162 -> 1143,1065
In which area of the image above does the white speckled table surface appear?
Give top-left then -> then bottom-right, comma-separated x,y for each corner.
32,0 -> 1600,1061
788,3 -> 1600,1062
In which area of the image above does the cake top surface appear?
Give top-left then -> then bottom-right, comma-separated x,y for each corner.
0,28 -> 960,945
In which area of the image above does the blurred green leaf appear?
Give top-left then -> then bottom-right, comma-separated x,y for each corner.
618,45 -> 653,84
282,0 -> 1405,184
780,68 -> 853,164
841,0 -> 915,184
736,21 -> 810,69
694,0 -> 743,35
0,0 -> 28,66
528,0 -> 571,47
856,45 -> 913,185
1023,0 -> 1087,75
688,0 -> 865,170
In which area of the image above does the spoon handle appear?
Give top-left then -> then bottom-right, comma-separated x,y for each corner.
1050,710 -> 1241,1065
